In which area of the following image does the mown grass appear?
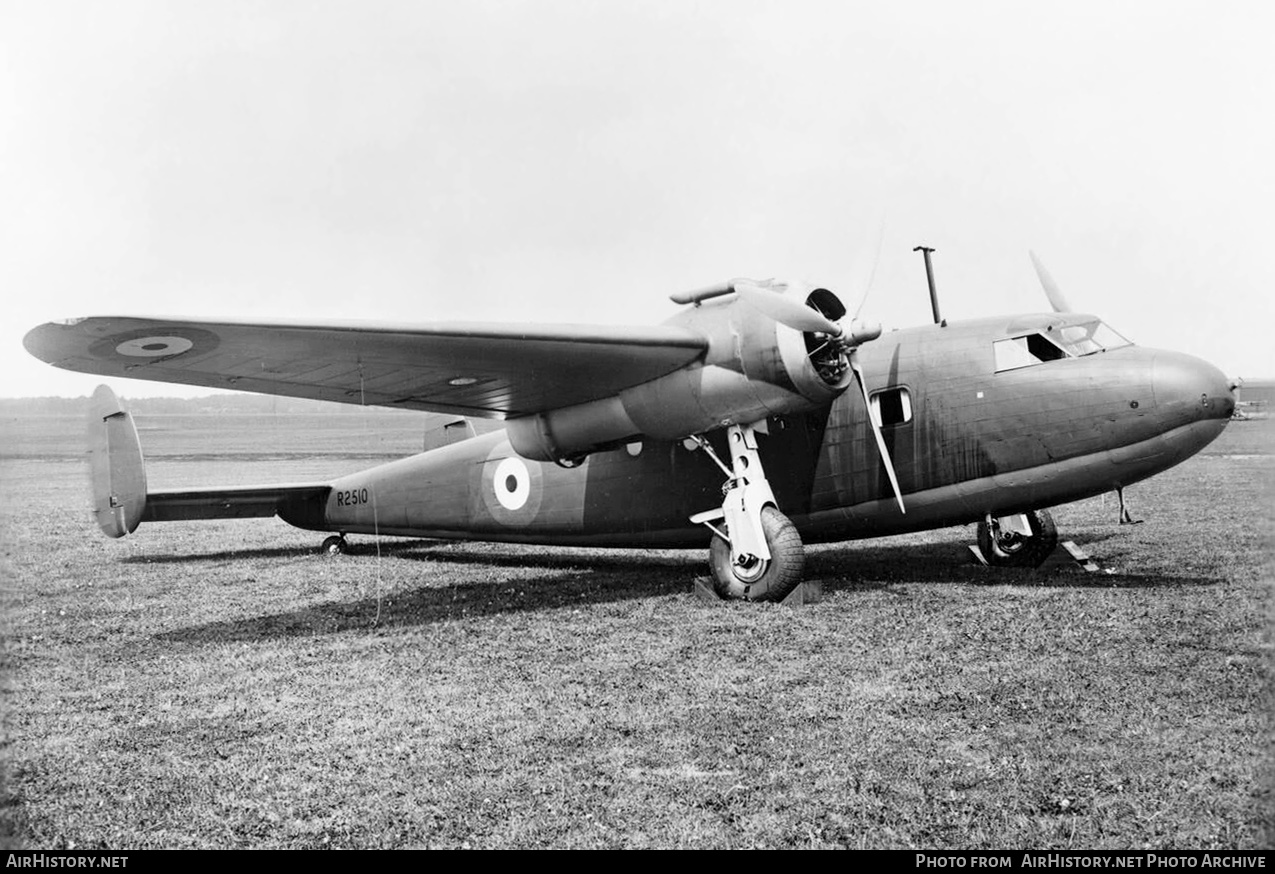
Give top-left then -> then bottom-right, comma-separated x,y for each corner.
1,413 -> 1270,849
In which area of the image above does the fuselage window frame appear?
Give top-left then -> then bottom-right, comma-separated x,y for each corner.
870,386 -> 913,427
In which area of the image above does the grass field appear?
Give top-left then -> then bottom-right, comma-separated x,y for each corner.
1,409 -> 1270,849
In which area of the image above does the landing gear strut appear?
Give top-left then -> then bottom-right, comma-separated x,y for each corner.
1116,487 -> 1142,525
977,510 -> 1058,568
690,422 -> 805,601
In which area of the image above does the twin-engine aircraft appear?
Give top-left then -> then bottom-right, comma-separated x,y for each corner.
24,265 -> 1234,602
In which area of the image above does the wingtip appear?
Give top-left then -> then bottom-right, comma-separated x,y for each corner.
21,322 -> 54,361
22,319 -> 86,365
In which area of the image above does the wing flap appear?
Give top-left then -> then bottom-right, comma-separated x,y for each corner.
25,316 -> 708,416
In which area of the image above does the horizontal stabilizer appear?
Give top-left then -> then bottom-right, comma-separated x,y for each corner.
142,484 -> 331,523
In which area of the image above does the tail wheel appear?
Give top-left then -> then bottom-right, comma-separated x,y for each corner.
977,509 -> 1058,568
321,535 -> 347,556
708,506 -> 805,601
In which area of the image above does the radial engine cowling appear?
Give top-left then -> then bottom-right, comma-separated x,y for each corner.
507,279 -> 862,463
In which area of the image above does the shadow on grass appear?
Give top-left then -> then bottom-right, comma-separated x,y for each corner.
121,545 -> 328,564
380,543 -> 695,571
812,542 -> 1219,591
119,535 -> 698,569
152,535 -> 1220,645
125,539 -> 693,569
155,560 -> 696,644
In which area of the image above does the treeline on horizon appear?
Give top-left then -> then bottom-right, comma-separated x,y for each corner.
0,394 -> 427,417
7,379 -> 1274,418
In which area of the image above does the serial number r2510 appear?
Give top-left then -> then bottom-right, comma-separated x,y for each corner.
335,488 -> 370,507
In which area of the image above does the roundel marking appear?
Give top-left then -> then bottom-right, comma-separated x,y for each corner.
493,456 -> 531,510
89,326 -> 221,363
480,444 -> 545,527
115,336 -> 195,357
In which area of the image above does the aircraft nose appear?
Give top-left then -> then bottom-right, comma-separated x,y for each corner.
1152,350 -> 1235,421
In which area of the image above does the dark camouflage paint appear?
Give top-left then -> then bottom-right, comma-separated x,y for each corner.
317,313 -> 1233,548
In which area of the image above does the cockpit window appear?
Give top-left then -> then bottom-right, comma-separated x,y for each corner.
994,333 -> 1067,371
1049,320 -> 1132,357
993,320 -> 1132,372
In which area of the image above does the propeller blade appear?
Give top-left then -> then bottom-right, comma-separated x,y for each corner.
1030,250 -> 1073,313
735,284 -> 842,336
851,350 -> 906,514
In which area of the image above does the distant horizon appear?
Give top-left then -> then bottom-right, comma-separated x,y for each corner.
5,373 -> 1275,404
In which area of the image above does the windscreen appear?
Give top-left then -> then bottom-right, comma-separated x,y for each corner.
1048,320 -> 1133,357
994,320 -> 1133,372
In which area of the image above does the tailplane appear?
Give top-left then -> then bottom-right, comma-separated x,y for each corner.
85,385 -> 333,538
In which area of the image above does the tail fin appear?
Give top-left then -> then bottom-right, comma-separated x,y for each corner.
87,385 -> 146,538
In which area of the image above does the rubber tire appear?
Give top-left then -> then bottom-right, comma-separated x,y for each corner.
321,535 -> 346,555
709,506 -> 805,602
977,509 -> 1058,568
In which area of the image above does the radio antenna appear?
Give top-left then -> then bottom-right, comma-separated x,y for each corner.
913,245 -> 945,326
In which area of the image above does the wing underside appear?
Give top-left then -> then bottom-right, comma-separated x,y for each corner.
26,316 -> 708,417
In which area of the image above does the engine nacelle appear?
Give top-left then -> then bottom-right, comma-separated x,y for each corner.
507,279 -> 855,463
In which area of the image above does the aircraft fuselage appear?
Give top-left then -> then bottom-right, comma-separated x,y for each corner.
295,313 -> 1233,548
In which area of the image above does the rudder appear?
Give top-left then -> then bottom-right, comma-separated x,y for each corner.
87,385 -> 146,537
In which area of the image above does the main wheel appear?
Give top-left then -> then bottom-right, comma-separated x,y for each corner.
977,509 -> 1058,568
708,506 -> 805,601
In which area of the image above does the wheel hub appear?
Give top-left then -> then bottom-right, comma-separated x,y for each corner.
996,530 -> 1025,552
732,553 -> 768,582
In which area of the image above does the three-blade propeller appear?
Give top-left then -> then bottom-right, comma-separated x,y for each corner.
737,283 -> 906,514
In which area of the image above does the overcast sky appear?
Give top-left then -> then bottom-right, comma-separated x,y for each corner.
3,0 -> 1271,398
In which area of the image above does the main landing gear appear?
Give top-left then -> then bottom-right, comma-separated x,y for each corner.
689,422 -> 805,601
977,510 -> 1058,568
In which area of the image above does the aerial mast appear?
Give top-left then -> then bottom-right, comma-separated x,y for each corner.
913,245 -> 945,326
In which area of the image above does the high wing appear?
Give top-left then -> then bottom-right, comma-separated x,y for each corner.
24,316 -> 708,417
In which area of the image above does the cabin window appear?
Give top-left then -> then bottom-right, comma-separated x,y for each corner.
870,387 -> 912,426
